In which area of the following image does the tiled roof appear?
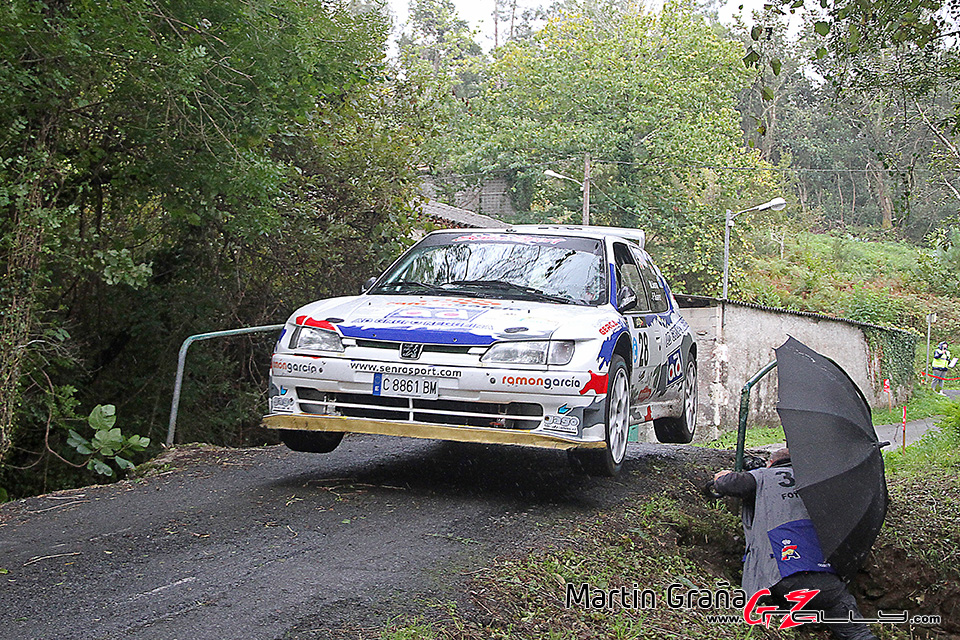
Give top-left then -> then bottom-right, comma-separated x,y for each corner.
422,200 -> 505,228
674,294 -> 917,337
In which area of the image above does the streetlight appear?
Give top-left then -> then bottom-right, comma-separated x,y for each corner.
722,197 -> 787,300
544,157 -> 591,224
543,169 -> 576,182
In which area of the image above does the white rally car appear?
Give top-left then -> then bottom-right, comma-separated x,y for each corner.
264,226 -> 697,476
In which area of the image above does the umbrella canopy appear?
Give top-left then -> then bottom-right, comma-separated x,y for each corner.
774,336 -> 888,579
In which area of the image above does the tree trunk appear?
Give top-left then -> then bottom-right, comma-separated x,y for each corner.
877,173 -> 894,229
849,173 -> 856,226
837,175 -> 844,226
867,164 -> 894,229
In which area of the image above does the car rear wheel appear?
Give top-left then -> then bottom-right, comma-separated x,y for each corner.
278,429 -> 344,453
653,356 -> 697,443
568,354 -> 630,477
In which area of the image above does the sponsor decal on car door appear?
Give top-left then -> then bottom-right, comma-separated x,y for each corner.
633,246 -> 683,399
612,242 -> 661,403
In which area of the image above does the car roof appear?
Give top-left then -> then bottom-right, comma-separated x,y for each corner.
429,225 -> 646,249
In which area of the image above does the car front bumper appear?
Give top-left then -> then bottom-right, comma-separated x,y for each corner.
262,413 -> 608,450
264,353 -> 613,448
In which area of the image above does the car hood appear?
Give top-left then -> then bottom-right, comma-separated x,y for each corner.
290,294 -> 615,346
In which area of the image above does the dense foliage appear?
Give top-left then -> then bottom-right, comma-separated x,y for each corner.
408,1 -> 789,292
0,0 -> 428,497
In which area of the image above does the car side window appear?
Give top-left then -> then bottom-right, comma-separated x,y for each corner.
635,254 -> 669,313
628,246 -> 657,312
613,243 -> 649,312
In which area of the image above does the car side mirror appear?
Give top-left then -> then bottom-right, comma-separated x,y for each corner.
361,276 -> 377,294
618,286 -> 638,313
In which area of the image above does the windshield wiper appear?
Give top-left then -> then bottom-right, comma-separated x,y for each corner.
443,280 -> 576,304
370,280 -> 447,294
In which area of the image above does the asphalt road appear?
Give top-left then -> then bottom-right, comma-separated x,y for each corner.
874,388 -> 957,448
1,400 -> 948,640
0,437 -> 729,640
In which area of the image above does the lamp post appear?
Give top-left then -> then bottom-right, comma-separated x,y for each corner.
926,312 -> 937,379
544,155 -> 591,224
722,197 -> 787,300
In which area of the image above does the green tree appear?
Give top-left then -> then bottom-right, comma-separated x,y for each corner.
0,0 -> 424,488
738,8 -> 958,237
396,0 -> 486,178
438,1 -> 784,292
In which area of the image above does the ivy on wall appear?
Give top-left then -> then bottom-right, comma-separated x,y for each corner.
863,327 -> 919,394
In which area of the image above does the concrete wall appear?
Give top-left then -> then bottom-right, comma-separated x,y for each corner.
720,304 -> 879,427
675,299 -> 916,438
454,177 -> 517,219
682,305 -> 723,441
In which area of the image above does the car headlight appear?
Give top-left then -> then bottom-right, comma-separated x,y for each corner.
292,326 -> 344,352
482,340 -> 574,366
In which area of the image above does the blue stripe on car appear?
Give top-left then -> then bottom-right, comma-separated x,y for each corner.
598,327 -> 626,368
609,263 -> 617,307
337,325 -> 497,346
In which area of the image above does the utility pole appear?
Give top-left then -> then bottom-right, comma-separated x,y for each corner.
582,153 -> 591,225
543,154 -> 592,223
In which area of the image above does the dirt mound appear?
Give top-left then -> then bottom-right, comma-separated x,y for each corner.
857,545 -> 960,637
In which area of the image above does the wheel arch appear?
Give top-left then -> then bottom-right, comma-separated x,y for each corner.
613,332 -> 632,373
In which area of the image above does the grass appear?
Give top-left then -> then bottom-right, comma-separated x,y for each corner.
877,400 -> 960,580
699,384 -> 950,456
798,231 -> 920,276
702,426 -> 785,450
381,620 -> 439,640
883,399 -> 960,477
871,385 -> 953,425
741,230 -> 960,344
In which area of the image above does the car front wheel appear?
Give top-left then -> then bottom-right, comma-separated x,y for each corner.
278,429 -> 344,453
568,354 -> 630,476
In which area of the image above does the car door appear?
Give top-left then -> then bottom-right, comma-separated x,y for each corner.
632,248 -> 678,401
612,242 -> 663,405
628,244 -> 669,403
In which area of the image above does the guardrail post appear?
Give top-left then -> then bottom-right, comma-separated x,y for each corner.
734,360 -> 777,471
166,324 -> 285,447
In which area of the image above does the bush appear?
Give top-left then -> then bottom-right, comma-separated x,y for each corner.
842,285 -> 903,326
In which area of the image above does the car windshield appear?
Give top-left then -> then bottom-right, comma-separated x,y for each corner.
370,233 -> 607,306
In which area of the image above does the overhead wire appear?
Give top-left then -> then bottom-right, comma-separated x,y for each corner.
430,162 -> 937,181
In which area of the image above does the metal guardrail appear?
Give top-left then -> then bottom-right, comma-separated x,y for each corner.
166,324 -> 285,446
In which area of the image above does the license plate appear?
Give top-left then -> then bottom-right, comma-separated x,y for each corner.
270,395 -> 295,413
373,373 -> 439,399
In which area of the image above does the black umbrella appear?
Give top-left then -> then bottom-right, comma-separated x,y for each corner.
774,336 -> 888,579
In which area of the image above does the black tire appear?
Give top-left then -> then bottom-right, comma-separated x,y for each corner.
653,356 -> 697,443
568,354 -> 631,477
278,429 -> 344,453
